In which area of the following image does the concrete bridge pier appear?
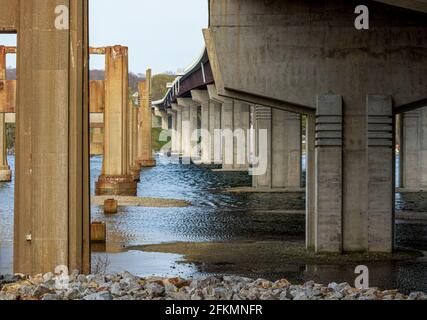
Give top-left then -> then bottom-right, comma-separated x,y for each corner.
128,101 -> 141,181
312,94 -> 394,253
401,107 -> 427,189
0,46 -> 11,181
191,90 -> 222,165
96,46 -> 137,196
172,104 -> 183,156
90,127 -> 104,156
160,111 -> 169,130
252,106 -> 302,189
12,0 -> 90,274
137,70 -> 156,167
177,98 -> 200,161
0,113 -> 11,181
216,97 -> 250,171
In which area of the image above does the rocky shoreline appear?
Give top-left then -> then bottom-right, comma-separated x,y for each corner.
1,272 -> 426,301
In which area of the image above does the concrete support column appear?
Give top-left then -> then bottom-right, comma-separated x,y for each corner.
90,127 -> 104,156
178,98 -> 199,160
252,106 -> 272,187
0,113 -> 11,181
14,0 -> 90,274
306,113 -> 316,250
233,102 -> 250,170
95,46 -> 137,196
221,98 -> 235,170
402,107 -> 427,189
128,101 -> 141,181
0,46 -> 11,182
161,111 -> 169,130
175,104 -> 183,155
252,107 -> 302,189
170,108 -> 178,154
314,94 -> 343,253
191,90 -> 213,164
210,101 -> 222,164
137,69 -> 156,167
366,95 -> 394,252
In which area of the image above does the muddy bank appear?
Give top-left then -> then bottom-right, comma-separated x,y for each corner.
91,196 -> 190,208
130,241 -> 422,279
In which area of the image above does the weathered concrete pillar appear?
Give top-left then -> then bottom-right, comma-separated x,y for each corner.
173,104 -> 183,155
137,69 -> 156,167
128,101 -> 141,181
233,102 -> 250,170
402,107 -> 427,189
178,98 -> 199,160
252,106 -> 272,187
95,46 -> 137,196
14,0 -> 90,275
170,108 -> 178,154
366,95 -> 394,252
90,127 -> 104,156
306,113 -> 316,250
314,94 -> 343,253
314,94 -> 394,253
210,101 -> 222,164
161,111 -> 169,130
0,113 -> 11,181
0,46 -> 11,182
252,107 -> 302,189
221,98 -> 235,170
191,90 -> 213,164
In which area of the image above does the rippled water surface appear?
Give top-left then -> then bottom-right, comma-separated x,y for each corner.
1,155 -> 427,293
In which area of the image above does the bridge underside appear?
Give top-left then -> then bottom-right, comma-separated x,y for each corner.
205,0 -> 427,253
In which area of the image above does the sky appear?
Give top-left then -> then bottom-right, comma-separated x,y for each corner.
0,0 -> 208,75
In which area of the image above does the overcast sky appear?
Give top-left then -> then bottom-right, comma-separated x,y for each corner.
0,0 -> 208,75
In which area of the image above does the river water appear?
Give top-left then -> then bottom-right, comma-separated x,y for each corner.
1,155 -> 427,294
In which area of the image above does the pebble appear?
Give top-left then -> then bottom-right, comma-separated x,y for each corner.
0,272 -> 425,301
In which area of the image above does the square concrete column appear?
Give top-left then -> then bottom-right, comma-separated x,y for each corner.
128,101 -> 141,181
137,69 -> 156,167
367,95 -> 394,252
233,102 -> 250,170
192,90 -> 221,165
306,113 -> 316,250
178,98 -> 200,160
252,106 -> 272,188
174,104 -> 183,155
272,110 -> 302,188
95,46 -> 137,196
0,46 -> 11,182
14,0 -> 90,275
252,107 -> 302,189
90,126 -> 104,156
315,94 -> 343,253
402,107 -> 427,189
221,98 -> 235,170
170,108 -> 178,154
161,111 -> 169,130
210,101 -> 222,164
0,113 -> 11,181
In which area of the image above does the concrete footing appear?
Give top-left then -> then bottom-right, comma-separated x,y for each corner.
95,175 -> 137,196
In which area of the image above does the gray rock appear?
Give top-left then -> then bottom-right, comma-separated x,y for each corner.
0,292 -> 18,300
65,288 -> 82,300
32,284 -> 53,298
408,292 -> 427,300
146,283 -> 165,298
83,291 -> 113,301
42,293 -> 61,301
